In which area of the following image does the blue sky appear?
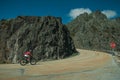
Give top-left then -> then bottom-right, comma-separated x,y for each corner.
0,0 -> 120,24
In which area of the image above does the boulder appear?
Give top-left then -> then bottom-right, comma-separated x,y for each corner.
0,16 -> 76,63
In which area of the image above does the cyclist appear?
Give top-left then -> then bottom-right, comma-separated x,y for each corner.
24,50 -> 32,61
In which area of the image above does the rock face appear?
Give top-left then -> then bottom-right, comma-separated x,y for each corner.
0,16 -> 76,63
67,11 -> 120,51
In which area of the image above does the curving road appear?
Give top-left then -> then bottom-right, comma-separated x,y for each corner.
0,49 -> 120,80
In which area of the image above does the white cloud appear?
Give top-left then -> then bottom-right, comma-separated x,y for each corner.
102,10 -> 117,18
69,8 -> 92,19
68,8 -> 117,19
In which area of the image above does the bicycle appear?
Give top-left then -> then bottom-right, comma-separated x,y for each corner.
19,56 -> 37,66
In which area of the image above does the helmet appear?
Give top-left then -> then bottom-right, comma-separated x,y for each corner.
29,49 -> 32,52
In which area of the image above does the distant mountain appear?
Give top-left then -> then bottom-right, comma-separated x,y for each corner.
67,11 -> 120,51
0,16 -> 76,63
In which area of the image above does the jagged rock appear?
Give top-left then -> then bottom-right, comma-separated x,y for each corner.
0,16 -> 76,63
67,11 -> 120,51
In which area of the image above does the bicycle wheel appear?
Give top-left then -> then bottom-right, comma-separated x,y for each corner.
20,59 -> 27,66
30,58 -> 36,65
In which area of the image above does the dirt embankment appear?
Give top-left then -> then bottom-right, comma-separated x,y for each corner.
0,49 -> 120,80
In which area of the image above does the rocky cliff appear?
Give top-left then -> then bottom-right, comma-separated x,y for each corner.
0,16 -> 76,63
67,11 -> 120,51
